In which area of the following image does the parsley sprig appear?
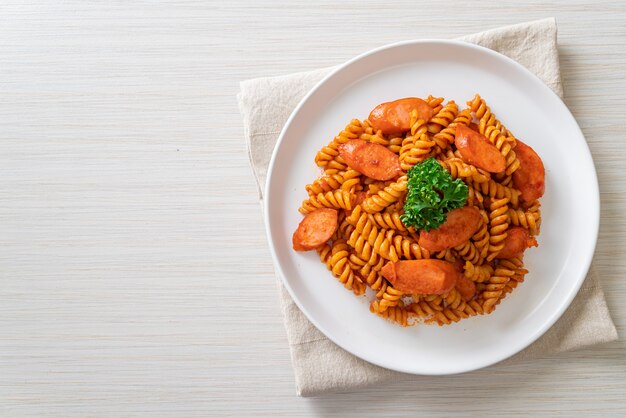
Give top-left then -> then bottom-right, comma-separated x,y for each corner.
400,158 -> 468,231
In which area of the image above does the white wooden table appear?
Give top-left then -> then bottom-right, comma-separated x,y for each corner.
1,1 -> 624,416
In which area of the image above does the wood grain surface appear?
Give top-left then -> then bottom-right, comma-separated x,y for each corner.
0,1 -> 624,416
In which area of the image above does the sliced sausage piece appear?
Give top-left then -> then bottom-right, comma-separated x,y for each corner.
512,140 -> 545,202
338,139 -> 402,181
369,97 -> 434,136
496,226 -> 538,259
455,274 -> 477,301
455,124 -> 506,173
292,208 -> 338,251
380,259 -> 459,295
418,206 -> 482,252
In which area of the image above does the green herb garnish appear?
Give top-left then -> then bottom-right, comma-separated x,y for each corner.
400,158 -> 468,231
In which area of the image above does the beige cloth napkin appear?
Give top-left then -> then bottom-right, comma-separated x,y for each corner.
238,18 -> 618,397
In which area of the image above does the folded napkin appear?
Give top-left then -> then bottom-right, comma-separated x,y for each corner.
238,18 -> 618,397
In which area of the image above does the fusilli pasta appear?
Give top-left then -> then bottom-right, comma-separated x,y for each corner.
293,94 -> 544,327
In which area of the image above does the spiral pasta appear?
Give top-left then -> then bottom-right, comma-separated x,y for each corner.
358,119 -> 388,145
305,169 -> 361,196
463,260 -> 494,283
439,158 -> 491,184
455,240 -> 482,264
299,189 -> 355,214
408,299 -> 440,318
294,94 -> 543,327
399,134 -> 435,171
426,95 -> 445,113
318,241 -> 348,290
466,184 -> 485,209
370,300 -> 411,326
467,94 -> 512,139
376,284 -> 404,312
314,145 -> 346,173
368,211 -> 409,232
399,110 -> 435,171
471,210 -> 491,259
348,216 -> 399,262
337,118 -> 366,141
508,207 -> 541,236
305,173 -> 342,196
386,136 -> 403,154
432,108 -> 472,153
390,233 -> 430,260
487,197 -> 510,261
482,258 -> 517,313
332,212 -> 355,242
443,288 -> 466,311
361,175 -> 408,213
427,100 -> 459,134
473,178 -> 521,208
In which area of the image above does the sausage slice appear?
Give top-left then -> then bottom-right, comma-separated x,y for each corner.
380,259 -> 459,295
292,208 -> 338,251
369,97 -> 434,135
418,206 -> 482,252
512,140 -> 545,202
339,139 -> 402,181
455,124 -> 506,173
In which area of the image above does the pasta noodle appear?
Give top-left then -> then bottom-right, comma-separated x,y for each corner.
299,189 -> 355,214
432,108 -> 472,154
370,300 -> 411,326
399,112 -> 435,171
390,233 -> 430,260
482,258 -> 518,313
487,197 -> 510,261
376,284 -> 404,312
361,175 -> 408,213
305,169 -> 361,196
472,178 -> 521,208
455,240 -> 482,265
359,119 -> 388,145
463,260 -> 494,283
347,213 -> 399,262
439,158 -> 491,184
471,210 -> 491,259
468,94 -> 512,138
368,211 -> 409,232
293,94 -> 544,327
426,95 -> 445,113
427,100 -> 459,134
508,207 -> 541,236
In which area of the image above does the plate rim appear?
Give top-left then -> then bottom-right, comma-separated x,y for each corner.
263,39 -> 599,375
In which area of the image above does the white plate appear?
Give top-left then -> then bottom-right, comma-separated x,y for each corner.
264,40 -> 599,375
